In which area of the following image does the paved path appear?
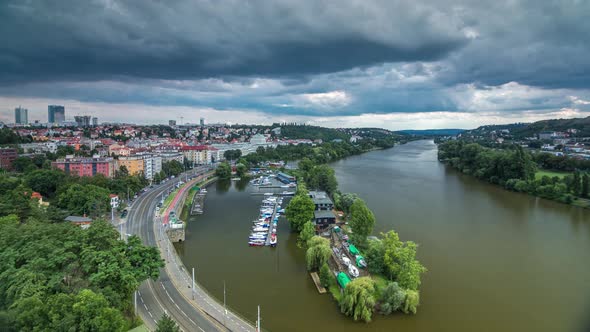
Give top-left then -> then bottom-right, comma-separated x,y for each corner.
126,167 -> 258,332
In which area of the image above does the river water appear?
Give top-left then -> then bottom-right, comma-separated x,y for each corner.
178,140 -> 590,332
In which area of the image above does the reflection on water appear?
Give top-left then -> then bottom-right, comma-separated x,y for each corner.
179,140 -> 590,332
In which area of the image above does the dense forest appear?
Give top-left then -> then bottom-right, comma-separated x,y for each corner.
438,140 -> 589,204
279,124 -> 350,141
0,216 -> 162,331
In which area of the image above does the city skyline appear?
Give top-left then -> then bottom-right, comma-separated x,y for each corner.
1,1 -> 590,130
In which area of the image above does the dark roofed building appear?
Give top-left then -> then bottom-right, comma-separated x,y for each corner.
308,190 -> 334,211
65,216 -> 93,229
314,210 -> 336,227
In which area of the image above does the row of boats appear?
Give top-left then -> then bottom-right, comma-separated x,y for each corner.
248,195 -> 284,247
332,247 -> 367,279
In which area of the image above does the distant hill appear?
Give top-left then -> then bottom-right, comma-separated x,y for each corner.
396,129 -> 466,136
466,116 -> 590,138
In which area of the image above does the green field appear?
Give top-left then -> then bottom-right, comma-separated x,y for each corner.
535,170 -> 570,180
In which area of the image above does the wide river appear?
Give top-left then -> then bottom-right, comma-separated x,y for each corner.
178,140 -> 590,332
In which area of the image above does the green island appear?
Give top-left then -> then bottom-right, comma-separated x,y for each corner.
210,126 -> 427,323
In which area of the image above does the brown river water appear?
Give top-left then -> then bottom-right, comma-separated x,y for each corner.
177,140 -> 590,332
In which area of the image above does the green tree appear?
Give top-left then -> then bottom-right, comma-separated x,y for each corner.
71,289 -> 126,332
572,170 -> 582,196
319,263 -> 333,288
383,237 -> 426,290
305,236 -> 331,271
235,163 -> 248,178
285,191 -> 315,232
58,184 -> 110,217
340,277 -> 376,322
298,158 -> 315,173
155,314 -> 181,332
215,162 -> 232,179
402,290 -> 420,314
297,221 -> 315,248
349,199 -> 376,248
582,173 -> 589,198
25,169 -> 66,197
365,239 -> 385,275
378,282 -> 406,314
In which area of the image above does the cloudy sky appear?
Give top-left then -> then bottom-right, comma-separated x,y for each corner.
1,0 -> 589,129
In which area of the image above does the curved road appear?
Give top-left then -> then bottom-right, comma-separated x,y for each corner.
126,167 -> 256,332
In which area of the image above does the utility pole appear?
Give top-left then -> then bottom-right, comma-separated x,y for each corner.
192,267 -> 195,300
134,291 -> 137,316
224,280 -> 227,316
257,305 -> 261,332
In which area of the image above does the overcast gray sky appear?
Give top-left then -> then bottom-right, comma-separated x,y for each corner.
1,0 -> 589,129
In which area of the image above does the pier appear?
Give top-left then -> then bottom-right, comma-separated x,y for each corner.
264,200 -> 279,246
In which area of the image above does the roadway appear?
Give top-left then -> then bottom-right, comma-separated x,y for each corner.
126,167 -> 224,331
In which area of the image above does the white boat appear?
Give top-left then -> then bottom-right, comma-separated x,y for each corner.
348,265 -> 360,278
270,234 -> 277,247
252,227 -> 268,232
249,233 -> 266,240
341,254 -> 351,267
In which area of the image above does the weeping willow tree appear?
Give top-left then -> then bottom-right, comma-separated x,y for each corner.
340,277 -> 376,322
305,236 -> 331,271
402,290 -> 420,314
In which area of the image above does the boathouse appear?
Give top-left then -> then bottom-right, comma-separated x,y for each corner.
309,191 -> 334,211
314,210 -> 336,227
277,172 -> 296,184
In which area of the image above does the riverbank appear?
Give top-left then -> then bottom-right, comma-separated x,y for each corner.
180,176 -> 218,220
437,140 -> 590,209
155,171 -> 258,331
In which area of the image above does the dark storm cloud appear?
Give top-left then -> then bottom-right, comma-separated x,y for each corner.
1,0 -> 590,123
0,0 -> 469,84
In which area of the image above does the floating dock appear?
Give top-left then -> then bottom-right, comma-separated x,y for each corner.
310,272 -> 327,294
190,190 -> 206,215
264,200 -> 279,246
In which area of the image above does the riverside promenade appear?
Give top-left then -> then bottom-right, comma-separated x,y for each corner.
155,173 -> 259,332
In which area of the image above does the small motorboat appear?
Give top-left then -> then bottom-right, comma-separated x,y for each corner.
356,255 -> 367,268
270,234 -> 277,247
341,254 -> 351,267
348,264 -> 360,278
249,241 -> 265,246
252,226 -> 268,232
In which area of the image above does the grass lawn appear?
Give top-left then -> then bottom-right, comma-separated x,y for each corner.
535,170 -> 570,180
128,325 -> 149,332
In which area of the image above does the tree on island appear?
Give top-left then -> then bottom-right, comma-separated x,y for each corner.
340,277 -> 376,323
285,186 -> 315,232
305,236 -> 331,271
382,231 -> 426,290
378,282 -> 406,314
155,314 -> 181,332
349,198 -> 375,248
297,221 -> 316,248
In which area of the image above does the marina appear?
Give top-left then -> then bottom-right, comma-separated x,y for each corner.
248,194 -> 282,247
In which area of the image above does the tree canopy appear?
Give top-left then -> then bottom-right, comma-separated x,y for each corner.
0,216 -> 163,331
339,277 -> 376,323
349,198 -> 376,248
